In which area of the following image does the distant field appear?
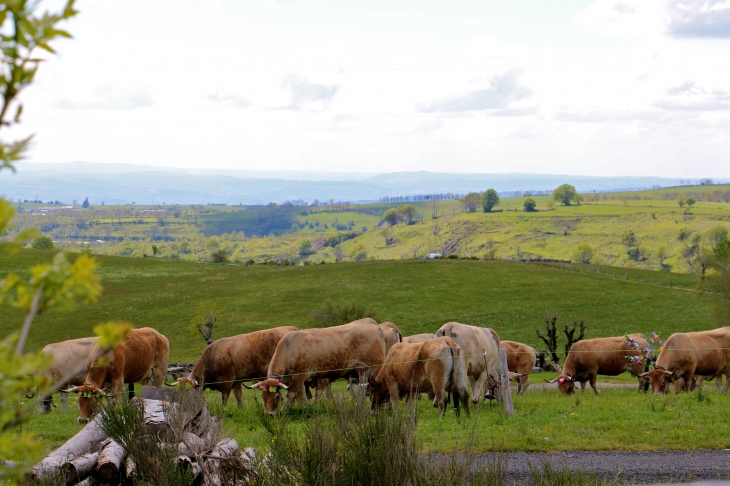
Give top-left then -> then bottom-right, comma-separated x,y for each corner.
1,251 -> 712,361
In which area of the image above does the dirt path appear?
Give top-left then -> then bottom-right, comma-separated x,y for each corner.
472,450 -> 730,484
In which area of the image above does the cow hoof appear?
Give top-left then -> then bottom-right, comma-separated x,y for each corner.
77,418 -> 89,424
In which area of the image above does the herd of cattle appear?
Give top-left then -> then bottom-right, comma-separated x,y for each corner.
29,320 -> 730,423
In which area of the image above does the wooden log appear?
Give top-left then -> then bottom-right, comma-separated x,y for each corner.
176,456 -> 203,481
59,452 -> 98,485
32,414 -> 108,479
178,432 -> 208,456
124,455 -> 136,483
499,348 -> 514,416
94,439 -> 126,484
204,439 -> 239,486
76,477 -> 100,486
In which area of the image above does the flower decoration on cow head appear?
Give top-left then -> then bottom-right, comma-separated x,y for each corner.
624,333 -> 664,371
245,377 -> 289,415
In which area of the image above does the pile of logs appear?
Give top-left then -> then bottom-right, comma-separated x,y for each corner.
30,386 -> 255,485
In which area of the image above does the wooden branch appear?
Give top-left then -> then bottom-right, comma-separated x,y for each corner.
94,439 -> 126,484
60,452 -> 98,486
32,414 -> 107,479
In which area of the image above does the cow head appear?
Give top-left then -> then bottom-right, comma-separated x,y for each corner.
165,376 -> 199,390
245,378 -> 288,414
545,375 -> 576,394
640,368 -> 680,395
63,384 -> 108,423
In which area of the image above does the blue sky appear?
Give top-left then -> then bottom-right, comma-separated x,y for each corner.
9,0 -> 730,177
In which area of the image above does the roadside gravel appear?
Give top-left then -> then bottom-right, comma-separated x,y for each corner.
471,450 -> 730,484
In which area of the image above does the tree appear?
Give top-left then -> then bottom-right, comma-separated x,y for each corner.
572,243 -> 594,264
31,236 -> 54,251
349,243 -> 367,261
427,199 -> 440,219
523,198 -> 536,212
685,197 -> 696,211
656,245 -> 668,267
397,204 -> 417,224
705,225 -> 729,251
382,208 -> 399,226
298,239 -> 312,256
480,189 -> 500,212
552,184 -> 580,206
678,199 -> 685,209
211,248 -> 228,263
460,192 -> 480,212
621,229 -> 638,248
82,197 -> 89,208
151,245 -> 159,257
536,315 -> 560,366
189,302 -> 218,345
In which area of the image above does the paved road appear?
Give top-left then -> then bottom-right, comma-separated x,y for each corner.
471,450 -> 730,484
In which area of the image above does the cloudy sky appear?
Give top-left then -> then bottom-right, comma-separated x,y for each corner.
9,0 -> 730,177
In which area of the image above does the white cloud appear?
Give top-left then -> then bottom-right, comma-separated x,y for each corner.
280,74 -> 340,110
666,0 -> 730,37
54,86 -> 154,110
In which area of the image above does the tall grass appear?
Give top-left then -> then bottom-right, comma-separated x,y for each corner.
250,395 -> 507,486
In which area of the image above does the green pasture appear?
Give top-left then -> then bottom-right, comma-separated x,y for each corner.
20,381 -> 730,456
0,251 -> 713,361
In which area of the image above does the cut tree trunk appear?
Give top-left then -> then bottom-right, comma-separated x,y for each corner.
94,439 -> 126,484
204,439 -> 239,486
32,414 -> 108,479
124,455 -> 136,484
60,452 -> 98,486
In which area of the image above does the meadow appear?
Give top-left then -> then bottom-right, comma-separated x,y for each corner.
2,250 -> 728,456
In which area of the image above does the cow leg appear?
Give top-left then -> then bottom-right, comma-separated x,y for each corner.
720,374 -> 728,394
579,381 -> 587,393
128,383 -> 135,400
387,381 -> 400,411
519,376 -> 529,395
233,382 -> 243,408
60,392 -> 68,413
471,372 -> 487,404
589,375 -> 599,395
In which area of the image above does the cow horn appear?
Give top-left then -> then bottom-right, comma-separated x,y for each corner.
61,386 -> 80,393
164,380 -> 179,387
278,383 -> 289,390
639,372 -> 649,377
664,370 -> 675,376
544,378 -> 558,384
243,381 -> 263,390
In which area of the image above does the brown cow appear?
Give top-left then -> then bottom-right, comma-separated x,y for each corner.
435,322 -> 502,403
641,327 -> 730,395
500,340 -> 537,395
379,322 -> 402,354
370,337 -> 469,417
546,334 -> 648,395
167,326 -> 297,407
27,337 -> 97,414
403,333 -> 435,344
65,327 -> 169,423
246,318 -> 386,414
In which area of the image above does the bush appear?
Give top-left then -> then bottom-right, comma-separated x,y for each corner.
311,299 -> 378,328
523,198 -> 537,212
211,248 -> 228,263
572,243 -> 594,264
30,236 -> 54,250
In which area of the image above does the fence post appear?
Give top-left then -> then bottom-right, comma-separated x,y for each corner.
499,348 -> 514,416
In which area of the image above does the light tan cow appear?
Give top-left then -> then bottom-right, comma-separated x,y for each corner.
370,337 -> 469,417
167,326 -> 298,408
641,327 -> 730,394
500,340 -> 537,395
27,337 -> 97,413
435,322 -> 502,403
247,318 -> 386,414
379,322 -> 402,354
65,327 -> 169,423
546,334 -> 648,395
403,333 -> 435,344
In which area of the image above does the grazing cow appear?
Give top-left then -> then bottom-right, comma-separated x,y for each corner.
403,333 -> 435,344
379,322 -> 402,354
65,327 -> 169,423
640,327 -> 730,395
370,337 -> 469,417
546,334 -> 648,395
500,340 -> 537,395
166,326 -> 298,407
26,337 -> 97,414
435,322 -> 502,403
246,318 -> 386,414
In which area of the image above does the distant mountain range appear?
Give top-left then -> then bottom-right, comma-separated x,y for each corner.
0,162 -> 721,205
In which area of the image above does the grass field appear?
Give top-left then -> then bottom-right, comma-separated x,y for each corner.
2,250 -> 727,456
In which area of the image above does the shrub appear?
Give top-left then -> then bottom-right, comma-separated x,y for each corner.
572,243 -> 594,264
678,227 -> 691,241
30,236 -> 54,250
480,189 -> 500,212
523,198 -> 537,212
211,248 -> 228,263
311,299 -> 378,328
350,243 -> 367,261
